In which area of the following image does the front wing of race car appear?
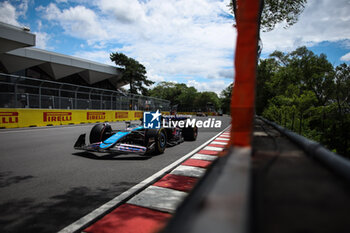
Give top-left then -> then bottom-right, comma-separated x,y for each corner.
74,133 -> 148,154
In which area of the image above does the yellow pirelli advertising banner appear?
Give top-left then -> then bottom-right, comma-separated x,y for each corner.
0,109 -> 144,129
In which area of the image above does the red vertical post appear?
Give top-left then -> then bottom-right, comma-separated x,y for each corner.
230,0 -> 261,147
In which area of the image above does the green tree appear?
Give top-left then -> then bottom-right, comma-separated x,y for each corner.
331,63 -> 350,155
228,0 -> 307,32
110,52 -> 154,95
256,58 -> 278,115
177,85 -> 198,111
220,83 -> 233,114
195,92 -> 221,112
149,82 -> 222,112
149,82 -> 200,111
148,82 -> 179,104
288,47 -> 334,106
259,47 -> 350,157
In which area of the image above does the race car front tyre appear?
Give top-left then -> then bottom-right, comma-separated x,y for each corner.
89,123 -> 112,144
146,128 -> 167,154
182,126 -> 198,141
155,128 -> 167,154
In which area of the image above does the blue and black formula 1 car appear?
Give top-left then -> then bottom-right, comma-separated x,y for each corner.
74,116 -> 198,155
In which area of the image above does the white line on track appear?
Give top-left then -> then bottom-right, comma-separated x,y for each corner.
57,125 -> 231,233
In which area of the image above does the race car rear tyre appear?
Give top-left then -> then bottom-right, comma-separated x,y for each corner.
182,126 -> 198,141
89,123 -> 112,144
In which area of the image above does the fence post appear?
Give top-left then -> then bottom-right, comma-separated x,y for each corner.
25,93 -> 29,108
100,91 -> 104,110
14,76 -> 18,108
39,81 -> 43,108
284,110 -> 287,127
88,90 -> 92,109
58,84 -> 63,109
291,111 -> 295,131
51,96 -> 55,109
111,92 -> 114,110
74,87 -> 79,109
299,112 -> 303,135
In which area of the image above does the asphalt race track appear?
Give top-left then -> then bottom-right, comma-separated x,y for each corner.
0,116 -> 230,233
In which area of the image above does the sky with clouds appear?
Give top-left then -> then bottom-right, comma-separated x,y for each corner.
0,0 -> 350,95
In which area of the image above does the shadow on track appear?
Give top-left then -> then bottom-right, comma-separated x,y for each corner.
0,183 -> 136,233
0,171 -> 35,188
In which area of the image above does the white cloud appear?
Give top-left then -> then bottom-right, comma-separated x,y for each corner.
148,73 -> 165,83
0,1 -> 20,26
97,0 -> 145,24
72,50 -> 115,66
218,69 -> 234,79
187,79 -> 231,94
32,20 -> 53,50
261,0 -> 350,53
17,0 -> 29,17
0,0 -> 29,26
340,52 -> 350,61
37,0 -> 235,88
38,3 -> 108,42
35,31 -> 51,49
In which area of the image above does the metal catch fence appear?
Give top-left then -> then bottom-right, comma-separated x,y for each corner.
0,73 -> 170,111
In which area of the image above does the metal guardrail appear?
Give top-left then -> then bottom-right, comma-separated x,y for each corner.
0,73 -> 170,111
259,116 -> 350,182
